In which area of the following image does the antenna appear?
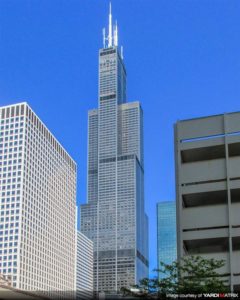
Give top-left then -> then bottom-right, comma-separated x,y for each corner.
121,46 -> 123,59
103,28 -> 106,48
108,2 -> 113,47
113,20 -> 118,47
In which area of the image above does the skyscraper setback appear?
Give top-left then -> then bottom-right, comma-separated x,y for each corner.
80,5 -> 149,294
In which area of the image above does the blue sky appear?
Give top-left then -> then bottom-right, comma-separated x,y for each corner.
0,0 -> 240,276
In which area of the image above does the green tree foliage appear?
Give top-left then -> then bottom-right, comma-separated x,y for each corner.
121,256 -> 229,299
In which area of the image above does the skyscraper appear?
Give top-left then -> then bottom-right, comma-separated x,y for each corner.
157,201 -> 176,279
80,5 -> 149,294
175,112 -> 240,292
0,103 -> 77,298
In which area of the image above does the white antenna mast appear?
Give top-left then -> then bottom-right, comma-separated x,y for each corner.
108,2 -> 113,47
103,28 -> 106,48
113,20 -> 118,47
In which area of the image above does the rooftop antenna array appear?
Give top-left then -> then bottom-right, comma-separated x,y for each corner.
103,3 -> 120,49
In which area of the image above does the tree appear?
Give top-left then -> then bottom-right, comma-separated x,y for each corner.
120,255 -> 229,299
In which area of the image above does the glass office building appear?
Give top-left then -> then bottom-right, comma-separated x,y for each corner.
157,201 -> 177,279
80,6 -> 148,294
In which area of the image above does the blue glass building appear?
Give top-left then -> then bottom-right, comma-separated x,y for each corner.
157,201 -> 177,279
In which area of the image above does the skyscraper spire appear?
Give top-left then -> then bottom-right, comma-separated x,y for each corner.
102,3 -> 119,48
108,2 -> 113,47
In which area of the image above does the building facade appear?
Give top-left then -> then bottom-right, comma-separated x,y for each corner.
175,112 -> 240,292
80,6 -> 149,294
157,201 -> 176,279
0,103 -> 77,298
76,231 -> 93,299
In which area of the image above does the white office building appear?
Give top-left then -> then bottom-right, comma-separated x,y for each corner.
0,102 -> 77,298
76,231 -> 93,299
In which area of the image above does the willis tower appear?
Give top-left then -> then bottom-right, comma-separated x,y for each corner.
80,4 -> 148,294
